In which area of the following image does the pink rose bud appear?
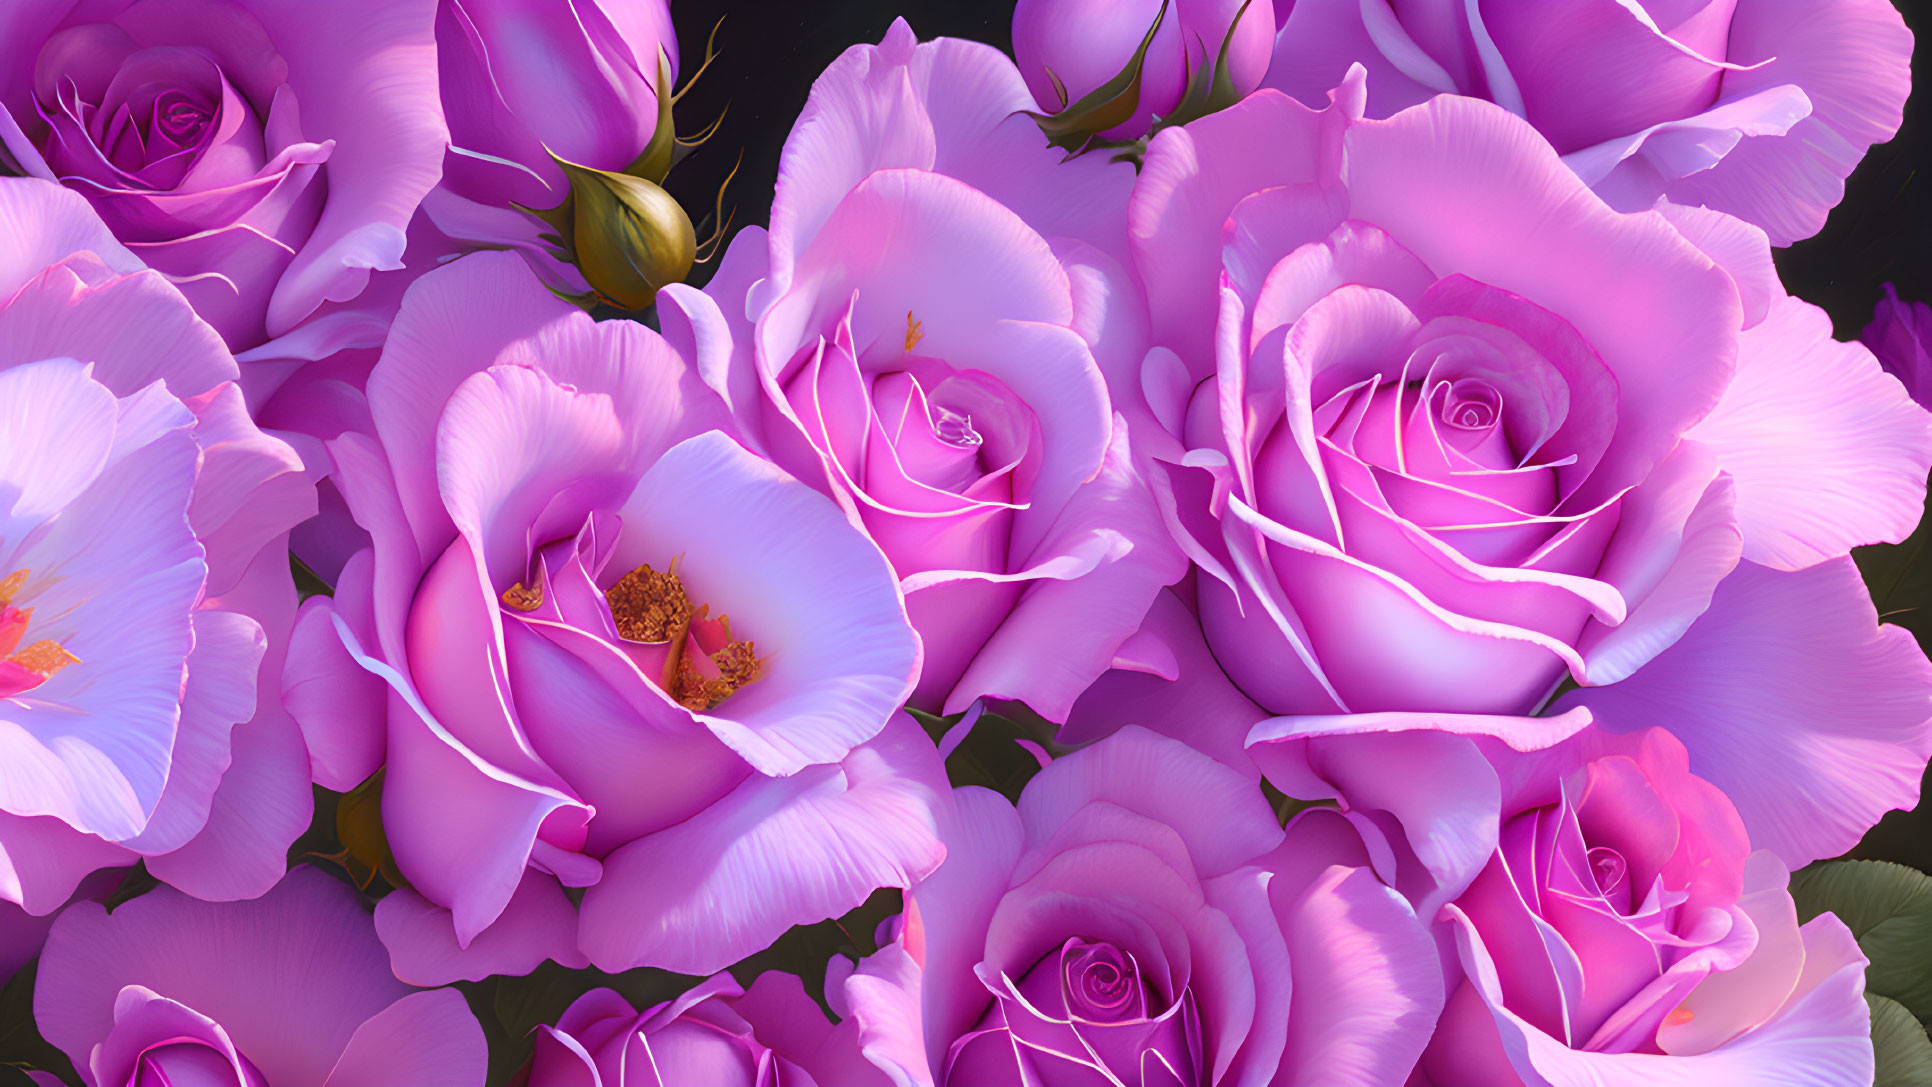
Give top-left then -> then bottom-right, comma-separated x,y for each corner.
1012,0 -> 1276,138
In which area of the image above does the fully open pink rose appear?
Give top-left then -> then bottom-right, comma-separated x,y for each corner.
32,867 -> 485,1087
286,250 -> 945,980
674,21 -> 1182,720
0,0 -> 448,353
1266,0 -> 1911,245
0,178 -> 316,915
1095,79 -> 1932,863
529,972 -> 882,1087
837,726 -> 1443,1086
1012,0 -> 1277,137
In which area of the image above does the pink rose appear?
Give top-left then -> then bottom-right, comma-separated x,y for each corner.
1266,0 -> 1910,244
1086,79 -> 1932,863
837,726 -> 1444,1086
31,866 -> 485,1087
675,20 -> 1183,720
0,178 -> 316,914
1011,0 -> 1277,137
0,0 -> 448,352
1864,283 -> 1932,412
286,249 -> 945,981
528,972 -> 879,1087
1259,724 -> 1873,1084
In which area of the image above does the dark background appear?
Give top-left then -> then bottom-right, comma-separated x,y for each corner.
663,0 -> 1932,867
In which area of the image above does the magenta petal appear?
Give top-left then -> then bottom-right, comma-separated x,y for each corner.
0,811 -> 132,916
1688,293 -> 1932,570
143,702 -> 310,902
321,989 -> 486,1087
0,259 -> 238,400
375,875 -> 587,985
577,714 -> 946,974
1131,89 -> 1355,373
1021,726 -> 1281,879
943,419 -> 1185,720
366,250 -> 582,562
1277,864 -> 1442,1085
282,596 -> 386,792
246,0 -> 447,335
0,178 -> 143,296
1661,0 -> 1911,245
35,867 -> 410,1087
1560,559 -> 1932,868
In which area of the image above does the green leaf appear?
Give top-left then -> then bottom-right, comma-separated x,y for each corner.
908,704 -> 1063,803
1855,473 -> 1932,653
290,553 -> 332,600
1791,859 -> 1932,1023
1872,993 -> 1932,1086
0,959 -> 79,1085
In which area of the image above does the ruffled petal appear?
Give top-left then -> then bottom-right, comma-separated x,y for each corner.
577,714 -> 946,974
35,867 -> 410,1087
1688,293 -> 1932,570
1560,559 -> 1932,867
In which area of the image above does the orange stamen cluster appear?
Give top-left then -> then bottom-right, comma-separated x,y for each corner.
606,558 -> 695,642
606,557 -> 764,712
905,310 -> 925,353
10,640 -> 79,679
0,568 -> 78,690
501,569 -> 545,612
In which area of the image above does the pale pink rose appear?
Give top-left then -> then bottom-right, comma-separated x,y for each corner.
838,727 -> 1444,1086
673,20 -> 1183,720
285,250 -> 947,981
1074,76 -> 1932,867
1253,722 -> 1874,1085
0,178 -> 316,915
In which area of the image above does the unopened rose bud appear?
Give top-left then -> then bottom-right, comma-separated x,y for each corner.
1014,0 -> 1274,141
555,157 -> 697,311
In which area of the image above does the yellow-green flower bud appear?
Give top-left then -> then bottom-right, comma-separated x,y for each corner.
556,157 -> 696,311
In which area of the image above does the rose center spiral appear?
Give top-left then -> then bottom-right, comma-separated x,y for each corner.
1439,377 -> 1501,432
1062,939 -> 1145,1023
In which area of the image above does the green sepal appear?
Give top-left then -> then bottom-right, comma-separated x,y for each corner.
1025,0 -> 1170,156
625,48 -> 678,184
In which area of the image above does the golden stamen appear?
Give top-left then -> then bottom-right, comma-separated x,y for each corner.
606,559 -> 765,710
0,569 -> 26,606
10,639 -> 78,679
501,569 -> 545,612
905,310 -> 925,352
605,557 -> 694,643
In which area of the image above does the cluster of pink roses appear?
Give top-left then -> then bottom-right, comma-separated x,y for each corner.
0,0 -> 1926,1084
